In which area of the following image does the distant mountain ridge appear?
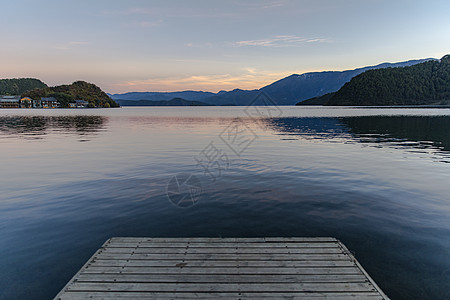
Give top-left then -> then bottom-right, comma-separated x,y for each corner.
109,91 -> 215,101
115,98 -> 213,106
112,58 -> 435,106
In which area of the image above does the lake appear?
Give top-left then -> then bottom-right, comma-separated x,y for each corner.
0,106 -> 449,299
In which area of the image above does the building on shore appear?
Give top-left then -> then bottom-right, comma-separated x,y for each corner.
75,100 -> 89,108
68,100 -> 89,108
0,96 -> 20,108
1,96 -> 90,109
20,97 -> 43,108
32,98 -> 43,108
41,97 -> 59,108
20,97 -> 32,108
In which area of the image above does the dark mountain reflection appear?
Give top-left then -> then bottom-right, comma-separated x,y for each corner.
266,117 -> 350,139
340,116 -> 450,151
0,115 -> 107,139
267,116 -> 450,158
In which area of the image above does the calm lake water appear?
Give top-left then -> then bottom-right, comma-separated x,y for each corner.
0,106 -> 449,299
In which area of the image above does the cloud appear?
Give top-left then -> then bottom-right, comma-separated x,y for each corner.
112,68 -> 295,93
116,19 -> 163,29
184,42 -> 213,48
262,1 -> 286,9
233,35 -> 329,47
136,20 -> 162,28
54,41 -> 90,50
232,0 -> 288,10
101,7 -> 155,16
100,8 -> 162,29
101,4 -> 264,20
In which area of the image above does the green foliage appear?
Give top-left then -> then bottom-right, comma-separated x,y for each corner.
296,92 -> 336,105
23,81 -> 119,108
0,78 -> 47,95
326,55 -> 450,106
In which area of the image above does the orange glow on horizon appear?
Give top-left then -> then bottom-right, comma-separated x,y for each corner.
105,69 -> 324,93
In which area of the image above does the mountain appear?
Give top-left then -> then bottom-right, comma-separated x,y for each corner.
324,55 -> 449,106
110,58 -> 434,106
110,91 -> 215,101
23,81 -> 119,108
0,78 -> 47,95
200,89 -> 260,106
260,59 -> 435,105
116,98 -> 213,106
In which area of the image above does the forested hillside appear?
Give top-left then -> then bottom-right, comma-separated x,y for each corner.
0,78 -> 47,95
23,81 -> 119,108
325,55 -> 449,106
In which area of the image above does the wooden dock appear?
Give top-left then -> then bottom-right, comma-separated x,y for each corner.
55,237 -> 389,299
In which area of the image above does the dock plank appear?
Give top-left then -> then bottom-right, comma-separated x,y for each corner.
65,282 -> 377,292
83,266 -> 363,275
75,273 -> 368,283
58,291 -> 384,299
105,242 -> 340,248
94,253 -> 350,261
100,247 -> 343,254
55,237 -> 388,299
89,259 -> 357,268
108,237 -> 337,243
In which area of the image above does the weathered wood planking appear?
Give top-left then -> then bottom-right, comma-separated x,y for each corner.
55,237 -> 389,299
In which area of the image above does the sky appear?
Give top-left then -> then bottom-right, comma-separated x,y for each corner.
1,0 -> 449,93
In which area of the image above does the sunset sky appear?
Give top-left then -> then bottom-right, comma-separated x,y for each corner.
1,0 -> 449,93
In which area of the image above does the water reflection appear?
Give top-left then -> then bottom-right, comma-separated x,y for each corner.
0,115 -> 107,139
267,116 -> 450,161
340,116 -> 450,151
1,109 -> 449,300
265,117 -> 350,140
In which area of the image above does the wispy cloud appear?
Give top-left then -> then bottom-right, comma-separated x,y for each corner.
116,19 -> 163,29
184,42 -> 213,48
233,35 -> 329,47
101,7 -> 155,16
262,0 -> 286,9
54,41 -> 90,50
135,20 -> 162,28
112,68 -> 295,93
101,7 -> 162,28
232,0 -> 288,10
101,4 -> 265,20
